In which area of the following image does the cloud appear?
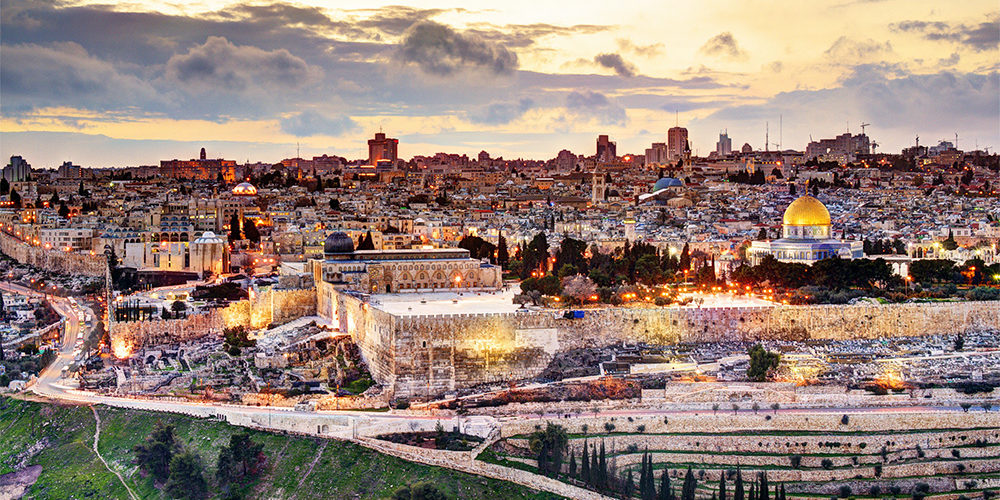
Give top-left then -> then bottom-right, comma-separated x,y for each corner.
616,38 -> 663,57
397,21 -> 518,76
699,32 -> 748,60
565,90 -> 627,125
164,36 -> 320,92
766,61 -> 784,73
939,52 -> 961,66
466,98 -> 534,125
594,53 -> 637,77
892,19 -> 999,52
279,111 -> 358,137
706,67 -> 999,150
0,41 -> 159,114
824,37 -> 893,62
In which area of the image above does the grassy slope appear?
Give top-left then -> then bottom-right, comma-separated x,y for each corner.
0,397 -> 561,500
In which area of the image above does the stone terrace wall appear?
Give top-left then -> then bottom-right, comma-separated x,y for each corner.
0,231 -> 105,276
342,297 -> 1000,399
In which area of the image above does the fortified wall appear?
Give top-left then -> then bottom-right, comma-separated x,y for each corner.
0,231 -> 105,276
317,282 -> 1000,399
111,287 -> 316,355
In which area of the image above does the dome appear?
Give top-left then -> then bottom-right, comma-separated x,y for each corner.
193,231 -> 224,245
324,231 -> 355,255
653,177 -> 683,191
783,195 -> 831,226
232,182 -> 258,196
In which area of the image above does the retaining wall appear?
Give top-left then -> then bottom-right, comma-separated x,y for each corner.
318,282 -> 1000,399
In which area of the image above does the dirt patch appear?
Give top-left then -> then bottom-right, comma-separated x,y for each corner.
0,465 -> 42,500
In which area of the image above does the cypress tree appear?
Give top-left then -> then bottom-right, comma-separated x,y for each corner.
623,469 -> 635,499
569,449 -> 576,479
642,451 -> 657,500
735,469 -> 745,500
719,469 -> 727,500
599,440 -> 608,490
591,444 -> 599,488
681,467 -> 697,500
759,471 -> 769,500
581,441 -> 590,485
779,484 -> 786,500
658,470 -> 672,500
749,483 -> 756,500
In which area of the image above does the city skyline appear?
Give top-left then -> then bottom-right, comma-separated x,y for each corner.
1,0 -> 998,167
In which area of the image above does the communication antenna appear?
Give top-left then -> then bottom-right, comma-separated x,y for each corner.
779,114 -> 782,151
297,142 -> 300,159
955,132 -> 959,150
675,110 -> 679,127
765,121 -> 769,152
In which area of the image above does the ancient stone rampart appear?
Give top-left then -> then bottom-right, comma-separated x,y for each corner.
111,287 -> 316,354
318,285 -> 1000,399
0,231 -> 105,276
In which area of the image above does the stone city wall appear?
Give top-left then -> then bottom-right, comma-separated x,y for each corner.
111,287 -> 316,354
0,231 -> 105,276
320,287 -> 1000,399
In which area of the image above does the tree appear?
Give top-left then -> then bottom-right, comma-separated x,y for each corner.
735,469 -> 745,500
598,440 -> 608,490
58,202 -> 70,218
747,344 -> 780,382
529,422 -> 568,477
590,443 -> 600,488
681,467 -> 697,500
164,452 -> 207,499
555,237 -> 589,276
133,423 -> 177,482
536,274 -> 562,296
357,230 -> 376,250
497,234 -> 510,269
392,482 -> 450,500
568,448 -> 577,478
0,178 -> 8,195
581,440 -> 590,485
679,243 -> 691,272
942,230 -> 958,251
243,218 -> 260,244
719,468 -> 727,500
636,254 -> 665,285
624,468 -> 636,499
759,471 -> 769,500
658,468 -> 673,500
228,212 -> 241,241
561,275 -> 597,304
9,188 -> 20,208
329,198 -> 342,211
170,300 -> 187,317
216,432 -> 264,486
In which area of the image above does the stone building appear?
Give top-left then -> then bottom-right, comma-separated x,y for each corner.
310,232 -> 502,294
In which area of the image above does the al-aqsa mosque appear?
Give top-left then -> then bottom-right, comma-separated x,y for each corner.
748,195 -> 863,265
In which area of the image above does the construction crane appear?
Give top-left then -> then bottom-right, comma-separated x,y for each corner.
860,122 -> 870,136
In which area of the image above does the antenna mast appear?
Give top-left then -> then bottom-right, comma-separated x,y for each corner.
765,122 -> 769,152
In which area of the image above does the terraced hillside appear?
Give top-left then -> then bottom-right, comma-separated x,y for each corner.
483,411 -> 1000,499
0,397 -> 561,499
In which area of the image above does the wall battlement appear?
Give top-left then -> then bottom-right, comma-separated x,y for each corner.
317,282 -> 1000,399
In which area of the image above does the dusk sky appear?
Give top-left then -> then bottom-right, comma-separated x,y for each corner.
2,0 -> 998,168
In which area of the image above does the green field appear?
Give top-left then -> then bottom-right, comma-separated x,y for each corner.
0,397 -> 562,499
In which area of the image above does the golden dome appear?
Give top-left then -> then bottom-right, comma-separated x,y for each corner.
783,195 -> 830,226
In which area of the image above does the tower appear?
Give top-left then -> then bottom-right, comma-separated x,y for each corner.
591,171 -> 606,204
200,147 -> 206,160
